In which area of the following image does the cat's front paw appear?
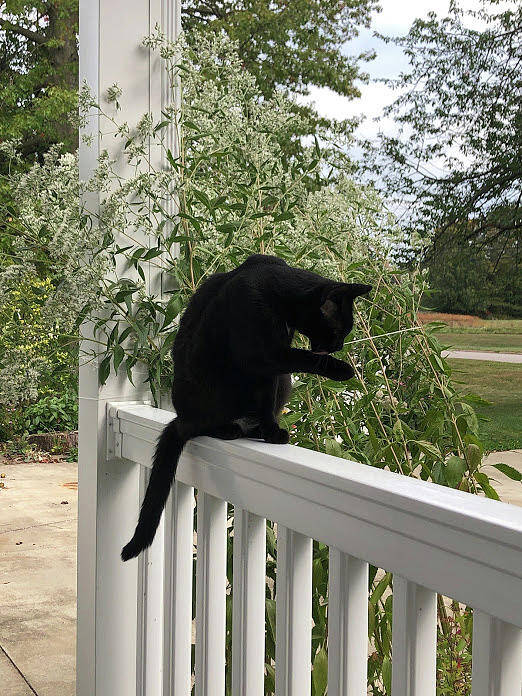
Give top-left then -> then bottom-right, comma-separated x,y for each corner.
326,358 -> 354,381
263,424 -> 290,444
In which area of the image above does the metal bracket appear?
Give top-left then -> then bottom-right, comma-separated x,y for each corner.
107,404 -> 122,459
106,400 -> 151,460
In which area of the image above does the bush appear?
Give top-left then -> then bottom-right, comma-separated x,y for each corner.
0,146 -> 103,408
22,389 -> 78,435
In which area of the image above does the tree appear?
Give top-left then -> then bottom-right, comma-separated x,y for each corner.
182,0 -> 380,167
361,1 -> 522,261
182,0 -> 378,101
0,1 -> 78,158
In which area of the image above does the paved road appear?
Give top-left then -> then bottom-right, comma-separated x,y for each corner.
443,349 -> 522,363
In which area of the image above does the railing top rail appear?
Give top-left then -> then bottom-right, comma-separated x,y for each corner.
109,402 -> 522,626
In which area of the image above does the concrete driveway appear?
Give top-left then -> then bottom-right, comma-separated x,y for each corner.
0,450 -> 521,695
0,456 -> 77,696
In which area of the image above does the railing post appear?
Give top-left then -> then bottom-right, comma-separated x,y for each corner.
391,576 -> 437,696
472,611 -> 522,695
77,0 -> 181,693
275,527 -> 313,696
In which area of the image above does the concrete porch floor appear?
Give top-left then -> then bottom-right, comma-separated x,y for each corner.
0,450 -> 521,695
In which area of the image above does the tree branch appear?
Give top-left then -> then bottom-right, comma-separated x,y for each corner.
1,20 -> 45,45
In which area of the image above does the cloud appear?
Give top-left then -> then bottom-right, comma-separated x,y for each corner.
297,0 -> 494,141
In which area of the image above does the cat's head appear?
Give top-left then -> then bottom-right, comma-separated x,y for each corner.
303,283 -> 372,354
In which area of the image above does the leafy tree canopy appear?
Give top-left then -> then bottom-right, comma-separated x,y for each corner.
361,0 -> 522,260
0,1 -> 78,157
182,0 -> 379,100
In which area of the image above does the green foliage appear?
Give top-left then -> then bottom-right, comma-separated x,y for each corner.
360,1 -> 521,267
436,599 -> 473,695
425,229 -> 521,317
426,235 -> 492,316
182,0 -> 378,100
0,270 -> 78,406
0,1 -> 78,156
22,389 -> 78,434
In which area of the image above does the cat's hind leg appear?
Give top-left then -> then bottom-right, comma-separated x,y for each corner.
251,379 -> 290,444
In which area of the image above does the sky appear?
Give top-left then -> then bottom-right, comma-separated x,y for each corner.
300,0 -> 485,142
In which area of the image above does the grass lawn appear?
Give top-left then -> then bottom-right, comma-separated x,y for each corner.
449,358 -> 522,452
438,332 -> 522,353
418,312 -> 522,353
418,312 -> 522,334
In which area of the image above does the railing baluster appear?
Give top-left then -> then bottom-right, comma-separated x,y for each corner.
275,527 -> 313,696
472,611 -> 522,695
391,576 -> 437,695
136,466 -> 165,696
163,482 -> 194,696
195,492 -> 227,696
328,549 -> 368,696
232,509 -> 266,696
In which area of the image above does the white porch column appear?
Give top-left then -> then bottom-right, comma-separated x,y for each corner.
77,2 -> 180,695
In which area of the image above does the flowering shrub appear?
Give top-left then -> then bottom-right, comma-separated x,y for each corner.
0,146 -> 105,411
1,28 -> 511,695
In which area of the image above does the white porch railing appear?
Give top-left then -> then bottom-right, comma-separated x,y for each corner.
80,401 -> 522,695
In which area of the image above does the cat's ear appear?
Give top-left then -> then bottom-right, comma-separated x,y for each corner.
346,283 -> 372,298
320,298 -> 338,319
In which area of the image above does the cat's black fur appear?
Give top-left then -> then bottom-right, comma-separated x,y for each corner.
121,254 -> 371,561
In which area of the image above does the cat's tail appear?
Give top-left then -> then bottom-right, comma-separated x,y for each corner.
121,418 -> 187,561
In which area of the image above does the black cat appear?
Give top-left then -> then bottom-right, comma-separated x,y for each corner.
121,254 -> 371,560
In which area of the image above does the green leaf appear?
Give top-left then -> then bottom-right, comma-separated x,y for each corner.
312,648 -> 328,696
153,119 -> 170,133
163,295 -> 183,328
119,325 -> 133,344
466,443 -> 482,472
370,572 -> 391,607
474,472 -> 500,500
414,440 -> 443,461
368,600 -> 376,638
273,210 -> 294,222
217,220 -> 244,233
113,344 -> 124,373
99,355 -> 111,385
382,655 -> 392,695
445,456 -> 467,488
193,189 -> 213,211
325,438 -> 344,459
166,148 -> 177,168
160,332 -> 176,360
266,599 -> 276,643
264,664 -> 275,694
492,463 -> 522,482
